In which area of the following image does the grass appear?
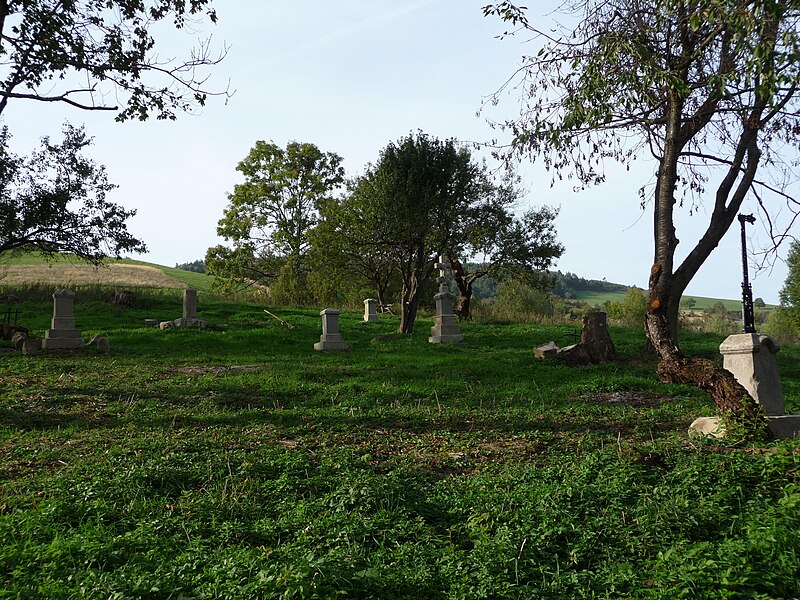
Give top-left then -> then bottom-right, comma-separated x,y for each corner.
1,290 -> 799,598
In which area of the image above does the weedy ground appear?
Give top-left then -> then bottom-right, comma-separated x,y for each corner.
1,289 -> 799,599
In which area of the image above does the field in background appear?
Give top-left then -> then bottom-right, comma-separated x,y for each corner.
575,290 -> 776,312
0,254 -> 215,294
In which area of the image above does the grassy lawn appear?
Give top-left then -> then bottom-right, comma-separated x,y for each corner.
1,291 -> 799,598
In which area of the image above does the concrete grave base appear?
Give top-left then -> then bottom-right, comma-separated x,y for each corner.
689,415 -> 800,440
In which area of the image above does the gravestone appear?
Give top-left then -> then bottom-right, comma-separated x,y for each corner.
690,333 -> 800,439
363,298 -> 378,322
429,257 -> 463,344
42,289 -> 84,350
314,309 -> 349,351
172,288 -> 207,329
719,333 -> 784,415
183,288 -> 197,319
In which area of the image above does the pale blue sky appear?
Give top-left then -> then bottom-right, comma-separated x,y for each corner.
3,0 -> 791,303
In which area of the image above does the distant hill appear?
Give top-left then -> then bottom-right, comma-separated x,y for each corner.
0,254 -> 215,294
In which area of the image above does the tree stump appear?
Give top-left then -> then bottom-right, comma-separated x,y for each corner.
109,290 -> 135,308
580,312 -> 617,363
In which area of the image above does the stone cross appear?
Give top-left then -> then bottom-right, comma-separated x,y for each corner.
314,308 -> 349,351
429,256 -> 463,344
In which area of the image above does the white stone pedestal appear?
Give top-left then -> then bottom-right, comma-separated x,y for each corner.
42,289 -> 84,350
363,298 -> 378,322
314,309 -> 349,351
689,332 -> 798,439
720,333 -> 785,415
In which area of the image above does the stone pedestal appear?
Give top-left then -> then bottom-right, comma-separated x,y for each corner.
429,290 -> 464,343
183,288 -> 197,319
314,309 -> 349,351
42,289 -> 84,350
363,298 -> 378,322
720,333 -> 785,415
689,332 -> 796,439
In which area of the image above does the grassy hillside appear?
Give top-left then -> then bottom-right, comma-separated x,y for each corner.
575,289 -> 776,312
0,253 -> 216,295
1,290 -> 799,597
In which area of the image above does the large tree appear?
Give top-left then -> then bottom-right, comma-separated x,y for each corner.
0,0 -> 227,121
0,124 -> 146,262
484,0 -> 800,424
206,141 -> 345,304
349,132 -> 494,334
448,202 -> 563,321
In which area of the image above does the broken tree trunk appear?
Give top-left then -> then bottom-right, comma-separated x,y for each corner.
580,312 -> 617,363
645,309 -> 764,429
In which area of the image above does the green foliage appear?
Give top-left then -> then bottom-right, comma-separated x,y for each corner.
0,125 -> 146,263
484,277 -> 556,321
208,140 -> 344,304
0,0 -> 226,121
701,301 -> 738,336
680,296 -> 697,310
1,293 -> 799,597
606,287 -> 648,327
175,259 -> 206,273
777,241 -> 800,335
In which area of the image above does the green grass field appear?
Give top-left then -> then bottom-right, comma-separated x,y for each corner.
576,290 -> 776,312
1,288 -> 799,598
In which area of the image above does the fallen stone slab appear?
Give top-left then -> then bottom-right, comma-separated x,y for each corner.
558,343 -> 593,367
534,341 -> 558,359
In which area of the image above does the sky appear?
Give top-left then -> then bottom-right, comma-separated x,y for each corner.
3,0 -> 794,304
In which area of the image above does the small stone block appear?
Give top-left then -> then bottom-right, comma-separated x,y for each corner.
159,321 -> 173,330
767,415 -> 800,439
688,417 -> 726,439
144,319 -> 159,328
534,341 -> 559,359
21,339 -> 40,355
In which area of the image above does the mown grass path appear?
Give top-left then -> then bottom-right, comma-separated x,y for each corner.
1,294 -> 799,598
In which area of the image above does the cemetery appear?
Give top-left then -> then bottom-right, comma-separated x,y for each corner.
1,274 -> 799,598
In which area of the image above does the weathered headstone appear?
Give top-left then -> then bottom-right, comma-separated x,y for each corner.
87,334 -> 111,353
314,308 -> 349,351
42,289 -> 84,350
720,333 -> 784,415
363,298 -> 378,322
689,333 -> 800,439
173,288 -> 207,328
183,288 -> 197,319
429,257 -> 463,344
21,339 -> 40,355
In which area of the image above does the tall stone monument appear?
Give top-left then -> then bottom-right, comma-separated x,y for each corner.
314,308 -> 349,351
42,289 -> 84,350
170,288 -> 207,329
429,256 -> 463,344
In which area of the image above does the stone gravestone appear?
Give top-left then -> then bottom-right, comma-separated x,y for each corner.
183,288 -> 197,319
429,257 -> 463,344
42,289 -> 84,350
170,288 -> 207,329
314,308 -> 349,351
720,333 -> 784,415
363,298 -> 378,322
689,332 -> 800,439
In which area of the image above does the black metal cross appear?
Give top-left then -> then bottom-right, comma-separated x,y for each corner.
738,213 -> 756,334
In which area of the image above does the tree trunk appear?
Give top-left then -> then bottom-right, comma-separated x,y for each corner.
645,310 -> 763,427
644,91 -> 765,431
450,258 -> 480,321
398,280 -> 420,334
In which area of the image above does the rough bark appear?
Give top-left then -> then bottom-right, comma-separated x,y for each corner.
580,312 -> 617,363
398,278 -> 420,334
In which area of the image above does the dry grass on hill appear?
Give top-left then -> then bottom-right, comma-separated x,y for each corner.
0,263 -> 187,289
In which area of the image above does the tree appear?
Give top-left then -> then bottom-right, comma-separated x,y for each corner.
206,141 -> 345,304
310,190 -> 398,307
0,124 -> 146,263
0,0 -> 228,121
777,240 -> 800,330
449,203 -> 563,320
484,0 -> 800,425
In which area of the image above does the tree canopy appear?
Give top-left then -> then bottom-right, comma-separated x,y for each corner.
484,0 -> 800,424
0,0 -> 228,121
206,140 -> 345,303
0,124 -> 146,262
